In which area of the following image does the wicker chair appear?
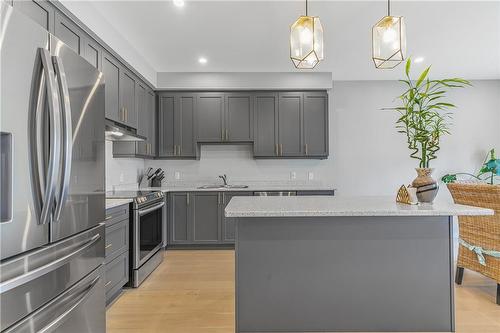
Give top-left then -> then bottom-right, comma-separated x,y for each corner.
447,183 -> 500,305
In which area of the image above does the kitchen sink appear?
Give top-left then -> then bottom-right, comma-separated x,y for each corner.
197,184 -> 249,189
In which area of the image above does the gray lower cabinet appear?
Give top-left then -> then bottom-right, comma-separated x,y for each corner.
168,192 -> 222,245
105,204 -> 130,306
158,93 -> 196,158
221,192 -> 253,243
13,0 -> 54,32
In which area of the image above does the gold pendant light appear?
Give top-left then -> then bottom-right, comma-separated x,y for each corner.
290,0 -> 324,69
372,0 -> 406,69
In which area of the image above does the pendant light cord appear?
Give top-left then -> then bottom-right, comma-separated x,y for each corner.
306,0 -> 308,16
388,0 -> 391,16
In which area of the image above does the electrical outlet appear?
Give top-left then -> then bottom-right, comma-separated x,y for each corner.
119,173 -> 124,183
308,172 -> 314,181
290,171 -> 296,180
174,171 -> 181,180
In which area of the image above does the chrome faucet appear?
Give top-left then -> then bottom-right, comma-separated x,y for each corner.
219,174 -> 228,186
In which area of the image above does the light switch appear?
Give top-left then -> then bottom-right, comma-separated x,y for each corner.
290,171 -> 296,180
308,172 -> 314,180
174,171 -> 181,180
119,173 -> 124,183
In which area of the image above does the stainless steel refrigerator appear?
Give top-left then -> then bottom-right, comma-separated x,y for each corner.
0,2 -> 106,332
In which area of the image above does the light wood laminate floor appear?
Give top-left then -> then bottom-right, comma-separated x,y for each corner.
106,250 -> 500,333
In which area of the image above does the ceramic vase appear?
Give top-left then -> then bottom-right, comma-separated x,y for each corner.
412,168 -> 439,203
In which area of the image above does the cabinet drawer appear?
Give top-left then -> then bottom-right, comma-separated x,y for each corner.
105,204 -> 130,226
105,219 -> 129,263
297,190 -> 335,196
105,251 -> 128,304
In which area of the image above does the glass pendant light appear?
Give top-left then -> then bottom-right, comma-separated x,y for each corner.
372,0 -> 406,69
290,0 -> 324,69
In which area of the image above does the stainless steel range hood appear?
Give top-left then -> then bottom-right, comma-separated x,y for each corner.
105,120 -> 146,142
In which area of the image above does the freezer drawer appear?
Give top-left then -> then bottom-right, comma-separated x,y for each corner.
0,224 -> 105,331
4,266 -> 105,333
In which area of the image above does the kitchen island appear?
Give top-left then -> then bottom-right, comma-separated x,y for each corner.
225,196 -> 493,333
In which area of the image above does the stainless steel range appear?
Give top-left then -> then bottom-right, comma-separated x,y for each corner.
107,191 -> 165,287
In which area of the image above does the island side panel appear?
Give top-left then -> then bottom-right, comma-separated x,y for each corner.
235,216 -> 454,333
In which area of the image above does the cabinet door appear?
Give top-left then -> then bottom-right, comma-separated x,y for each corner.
278,92 -> 303,157
54,12 -> 83,55
253,93 -> 278,157
83,37 -> 101,70
192,193 -> 220,244
225,93 -> 253,142
158,95 -> 176,157
221,192 -> 253,243
303,92 -> 328,157
148,91 -> 156,157
102,53 -> 121,123
178,94 -> 196,157
196,93 -> 224,142
13,0 -> 54,32
169,193 -> 191,244
135,83 -> 148,156
119,70 -> 137,128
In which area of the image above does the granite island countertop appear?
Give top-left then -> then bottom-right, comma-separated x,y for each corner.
224,196 -> 494,217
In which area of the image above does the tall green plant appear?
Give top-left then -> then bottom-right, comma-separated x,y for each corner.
391,59 -> 471,168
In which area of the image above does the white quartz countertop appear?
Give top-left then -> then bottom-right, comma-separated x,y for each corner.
224,196 -> 494,217
106,198 -> 133,210
139,181 -> 335,193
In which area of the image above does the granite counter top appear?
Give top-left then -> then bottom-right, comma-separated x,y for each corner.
106,198 -> 133,210
139,181 -> 335,193
224,196 -> 494,217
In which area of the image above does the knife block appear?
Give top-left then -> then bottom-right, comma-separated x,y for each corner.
151,179 -> 162,188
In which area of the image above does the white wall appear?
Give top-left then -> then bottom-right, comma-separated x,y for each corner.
107,80 -> 500,198
105,141 -> 144,190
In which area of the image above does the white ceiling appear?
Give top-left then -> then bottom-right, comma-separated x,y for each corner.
79,1 -> 500,80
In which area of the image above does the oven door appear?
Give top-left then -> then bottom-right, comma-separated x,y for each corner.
133,201 -> 165,269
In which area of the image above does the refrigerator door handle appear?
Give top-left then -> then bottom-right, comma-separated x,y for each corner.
52,56 -> 72,222
30,48 -> 62,226
0,234 -> 100,293
4,275 -> 100,333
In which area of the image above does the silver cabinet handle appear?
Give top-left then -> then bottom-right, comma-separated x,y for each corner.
275,144 -> 278,156
105,215 -> 113,220
52,56 -> 73,222
138,201 -> 165,216
0,234 -> 100,293
187,193 -> 190,206
305,143 -> 308,155
36,48 -> 62,226
221,129 -> 224,141
225,129 -> 229,141
105,243 -> 113,249
5,275 -> 101,333
280,144 -> 283,156
105,281 -> 112,288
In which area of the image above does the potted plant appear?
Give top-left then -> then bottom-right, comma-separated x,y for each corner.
442,148 -> 500,185
389,58 -> 471,203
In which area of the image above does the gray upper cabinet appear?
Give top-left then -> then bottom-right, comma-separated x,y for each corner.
54,12 -> 84,55
278,92 -> 303,157
13,0 -> 54,32
225,93 -> 253,142
102,52 -> 121,123
158,93 -> 196,158
83,37 -> 102,70
119,70 -> 137,128
135,83 -> 149,156
147,90 -> 157,157
196,93 -> 224,142
253,93 -> 279,157
303,92 -> 328,157
192,193 -> 220,244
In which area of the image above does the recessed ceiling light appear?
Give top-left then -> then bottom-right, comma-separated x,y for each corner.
198,57 -> 208,64
173,0 -> 185,8
414,57 -> 425,63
